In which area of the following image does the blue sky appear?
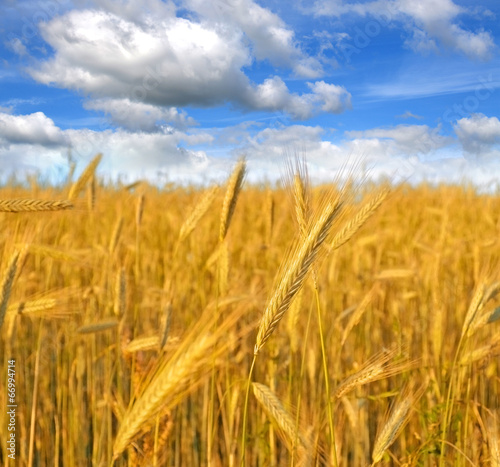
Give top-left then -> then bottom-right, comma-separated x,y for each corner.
1,0 -> 499,185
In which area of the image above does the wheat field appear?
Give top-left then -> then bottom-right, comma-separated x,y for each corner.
0,155 -> 499,466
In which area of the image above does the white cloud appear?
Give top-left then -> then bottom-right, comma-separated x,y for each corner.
307,81 -> 352,113
6,37 -> 28,56
0,112 -> 66,146
83,98 -> 196,132
346,124 -> 451,156
397,0 -> 461,24
28,7 -> 348,124
239,78 -> 352,119
454,113 -> 500,156
2,109 -> 499,188
310,0 -> 495,60
0,110 -> 213,182
185,0 -> 323,78
29,9 -> 251,104
397,111 -> 424,120
238,122 -> 475,185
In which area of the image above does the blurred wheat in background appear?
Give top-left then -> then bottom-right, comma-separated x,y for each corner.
0,154 -> 499,466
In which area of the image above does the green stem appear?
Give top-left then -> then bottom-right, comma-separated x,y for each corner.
314,279 -> 338,467
439,333 -> 465,467
241,355 -> 257,466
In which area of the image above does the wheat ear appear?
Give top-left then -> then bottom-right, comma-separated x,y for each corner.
333,348 -> 412,399
341,284 -> 378,346
372,398 -> 412,464
252,382 -> 311,465
8,298 -> 58,317
113,268 -> 126,318
466,282 -> 500,337
485,410 -> 500,466
330,187 -> 389,251
0,251 -> 20,329
179,186 -> 219,242
283,154 -> 311,239
0,199 -> 73,212
77,319 -> 119,334
254,197 -> 343,355
109,216 -> 123,255
113,310 -> 239,459
220,157 -> 246,241
68,153 -> 102,200
372,386 -> 422,464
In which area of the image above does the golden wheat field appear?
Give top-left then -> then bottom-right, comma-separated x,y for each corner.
0,155 -> 499,466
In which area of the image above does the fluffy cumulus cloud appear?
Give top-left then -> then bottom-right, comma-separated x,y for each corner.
239,123 -> 433,181
3,0 -> 498,187
26,3 -> 345,123
454,113 -> 500,157
0,112 -> 67,147
29,10 -> 250,105
0,109 -> 213,181
307,81 -> 352,113
237,121 -> 500,185
2,109 -> 499,187
310,0 -> 495,60
83,99 -> 196,132
185,0 -> 323,78
240,78 -> 352,119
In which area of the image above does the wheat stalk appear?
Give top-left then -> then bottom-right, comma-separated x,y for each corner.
87,174 -> 96,211
333,348 -> 411,399
0,251 -> 20,329
109,216 -> 123,255
254,196 -> 343,355
372,398 -> 412,464
159,302 -> 172,349
286,156 -> 311,239
330,187 -> 389,251
77,319 -> 119,334
220,157 -> 246,242
461,282 -> 486,338
136,194 -> 145,228
124,336 -> 161,353
68,153 -> 102,200
113,268 -> 126,318
22,244 -> 88,264
372,385 -> 422,464
341,284 -> 378,346
264,189 -> 275,246
485,411 -> 500,466
252,383 -> 311,466
0,199 -> 73,212
466,282 -> 500,337
179,186 -> 219,243
113,310 -> 240,459
7,298 -> 58,316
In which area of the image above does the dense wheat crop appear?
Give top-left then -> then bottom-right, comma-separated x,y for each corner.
0,157 -> 499,466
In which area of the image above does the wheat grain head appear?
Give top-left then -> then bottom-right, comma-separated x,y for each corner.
220,157 -> 246,242
68,153 -> 102,200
